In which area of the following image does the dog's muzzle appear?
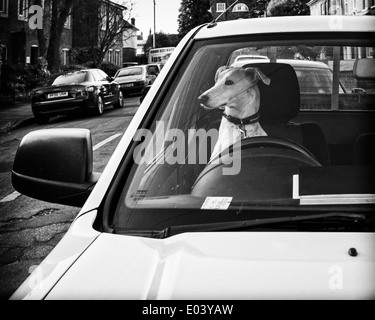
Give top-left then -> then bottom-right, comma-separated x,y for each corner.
198,94 -> 209,108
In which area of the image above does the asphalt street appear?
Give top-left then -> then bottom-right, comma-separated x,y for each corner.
0,98 -> 140,299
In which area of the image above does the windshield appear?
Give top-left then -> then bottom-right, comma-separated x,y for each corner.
112,34 -> 375,233
116,67 -> 143,77
52,71 -> 89,85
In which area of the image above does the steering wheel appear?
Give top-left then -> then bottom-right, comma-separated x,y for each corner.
209,136 -> 320,166
191,137 -> 321,199
241,137 -> 317,161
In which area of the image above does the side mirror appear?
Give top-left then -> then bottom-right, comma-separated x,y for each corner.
12,129 -> 100,207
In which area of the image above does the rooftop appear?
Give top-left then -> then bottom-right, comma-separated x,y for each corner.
195,15 -> 375,39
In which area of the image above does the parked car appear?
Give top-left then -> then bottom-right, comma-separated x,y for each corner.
138,65 -> 163,104
140,84 -> 152,104
122,62 -> 138,68
146,63 -> 163,75
232,59 -> 347,94
31,69 -> 124,124
11,16 -> 375,300
113,65 -> 157,96
233,54 -> 269,62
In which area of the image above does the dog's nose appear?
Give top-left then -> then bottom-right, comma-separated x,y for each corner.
198,94 -> 209,105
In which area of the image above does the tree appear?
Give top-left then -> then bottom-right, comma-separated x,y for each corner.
27,0 -> 74,73
267,0 -> 310,16
74,0 -> 134,67
178,0 -> 212,38
47,0 -> 75,73
30,0 -> 48,59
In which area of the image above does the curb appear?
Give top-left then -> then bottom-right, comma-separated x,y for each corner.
0,117 -> 35,134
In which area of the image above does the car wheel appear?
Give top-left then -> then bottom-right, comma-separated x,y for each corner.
95,95 -> 104,116
114,91 -> 125,109
34,114 -> 49,125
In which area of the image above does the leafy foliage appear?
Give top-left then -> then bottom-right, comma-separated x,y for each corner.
178,0 -> 212,38
267,0 -> 310,16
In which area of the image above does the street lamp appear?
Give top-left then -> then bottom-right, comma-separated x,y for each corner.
257,0 -> 269,17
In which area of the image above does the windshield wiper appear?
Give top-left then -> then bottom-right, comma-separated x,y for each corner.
155,213 -> 370,239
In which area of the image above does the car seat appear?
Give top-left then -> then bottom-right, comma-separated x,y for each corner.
243,62 -> 331,166
353,133 -> 375,165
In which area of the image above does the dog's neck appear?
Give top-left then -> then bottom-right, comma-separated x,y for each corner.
222,111 -> 261,139
210,116 -> 266,160
223,111 -> 261,126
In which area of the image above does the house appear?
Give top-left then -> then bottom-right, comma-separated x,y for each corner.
123,18 -> 139,65
0,0 -> 72,67
73,0 -> 128,67
307,0 -> 375,16
307,0 -> 374,59
209,0 -> 259,21
307,0 -> 374,90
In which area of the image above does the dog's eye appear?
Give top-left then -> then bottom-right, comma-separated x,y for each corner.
225,80 -> 234,86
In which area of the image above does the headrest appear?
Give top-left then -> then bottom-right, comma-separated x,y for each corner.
242,63 -> 300,124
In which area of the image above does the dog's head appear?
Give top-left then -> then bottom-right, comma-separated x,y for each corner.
198,66 -> 271,115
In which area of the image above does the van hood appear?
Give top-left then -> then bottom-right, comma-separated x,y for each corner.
45,232 -> 375,300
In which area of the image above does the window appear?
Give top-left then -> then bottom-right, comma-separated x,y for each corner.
101,4 -> 108,31
62,49 -> 70,66
232,3 -> 249,12
330,0 -> 344,14
108,49 -> 113,63
216,3 -> 226,12
115,50 -> 120,66
64,15 -> 71,29
52,72 -> 89,85
18,0 -> 28,19
115,38 -> 375,228
117,67 -> 143,77
30,45 -> 38,65
0,45 -> 7,63
320,2 -> 326,15
91,70 -> 103,82
98,69 -> 109,80
0,0 -> 8,16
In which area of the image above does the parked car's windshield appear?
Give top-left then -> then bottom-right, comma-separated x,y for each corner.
52,71 -> 89,85
113,33 -> 375,232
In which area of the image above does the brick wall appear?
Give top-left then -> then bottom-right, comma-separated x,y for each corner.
0,0 -> 73,67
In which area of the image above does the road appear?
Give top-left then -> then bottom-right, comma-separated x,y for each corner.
0,96 -> 140,299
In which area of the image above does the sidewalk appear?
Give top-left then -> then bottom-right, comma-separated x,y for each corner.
0,102 -> 34,133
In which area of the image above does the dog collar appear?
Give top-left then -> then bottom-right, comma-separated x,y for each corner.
223,111 -> 261,126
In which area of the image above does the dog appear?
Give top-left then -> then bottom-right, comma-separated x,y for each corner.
198,66 -> 271,160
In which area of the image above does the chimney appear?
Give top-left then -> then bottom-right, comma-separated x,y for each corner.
131,18 -> 135,26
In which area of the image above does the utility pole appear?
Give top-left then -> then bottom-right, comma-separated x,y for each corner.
153,0 -> 156,48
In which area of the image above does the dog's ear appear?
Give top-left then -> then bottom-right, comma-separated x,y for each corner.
215,66 -> 231,83
245,67 -> 271,86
